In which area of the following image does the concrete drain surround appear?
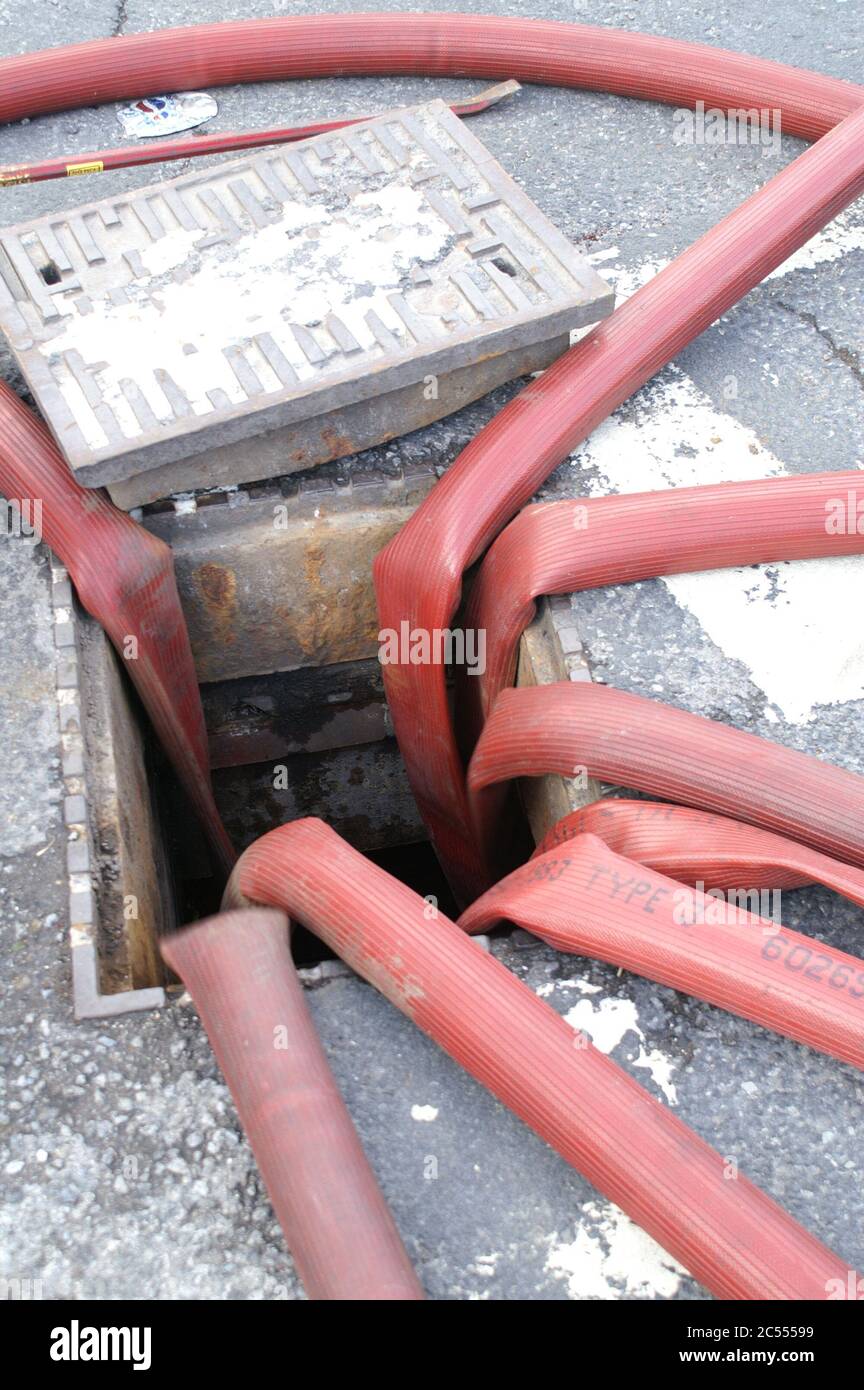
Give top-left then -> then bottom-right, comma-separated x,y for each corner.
61,463 -> 451,1018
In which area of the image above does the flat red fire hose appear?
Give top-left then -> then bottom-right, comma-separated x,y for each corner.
467,683 -> 864,880
460,473 -> 864,749
534,799 -> 864,907
372,59 -> 864,897
160,908 -> 423,1301
2,16 -> 864,900
458,831 -> 864,1071
0,386 -> 234,871
220,816 -> 856,1301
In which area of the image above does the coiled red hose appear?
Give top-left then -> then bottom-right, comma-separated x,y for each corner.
467,683 -> 864,878
2,17 -> 863,900
221,816 -> 856,1301
458,831 -> 864,1071
161,908 -> 423,1301
461,473 -> 864,748
0,387 -> 234,870
534,799 -> 864,907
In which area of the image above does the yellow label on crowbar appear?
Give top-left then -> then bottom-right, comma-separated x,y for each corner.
66,161 -> 104,177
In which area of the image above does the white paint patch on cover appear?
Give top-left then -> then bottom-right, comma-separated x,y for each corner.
411,1104 -> 438,1122
546,1200 -> 686,1299
45,180 -> 451,439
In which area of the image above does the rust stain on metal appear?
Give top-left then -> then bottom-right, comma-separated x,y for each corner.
196,562 -> 237,610
303,539 -> 325,594
320,424 -> 355,460
193,562 -> 238,647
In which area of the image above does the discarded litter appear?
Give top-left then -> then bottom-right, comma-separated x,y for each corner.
116,92 -> 218,139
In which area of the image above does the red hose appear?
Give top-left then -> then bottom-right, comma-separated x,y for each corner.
0,387 -> 234,870
2,18 -> 863,900
0,18 -> 858,134
534,799 -> 864,908
160,908 -> 423,1301
458,831 -> 864,1071
461,473 -> 864,748
377,101 -> 864,901
221,816 -> 855,1301
467,683 -> 864,880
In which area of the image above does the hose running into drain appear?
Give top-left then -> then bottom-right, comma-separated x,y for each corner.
2,16 -> 864,895
0,386 -> 234,870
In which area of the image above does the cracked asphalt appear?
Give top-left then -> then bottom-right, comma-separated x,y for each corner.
0,0 -> 862,1300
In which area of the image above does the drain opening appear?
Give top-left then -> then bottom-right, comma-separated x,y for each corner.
154,728 -> 440,974
367,841 -> 459,921
81,624 -> 450,1005
39,260 -> 62,285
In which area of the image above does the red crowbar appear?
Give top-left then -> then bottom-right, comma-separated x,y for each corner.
0,81 -> 519,186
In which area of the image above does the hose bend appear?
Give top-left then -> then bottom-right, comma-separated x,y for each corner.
0,384 -> 234,870
1,18 -> 859,133
460,473 -> 864,750
221,816 -> 855,1301
458,831 -> 864,1071
3,17 -> 864,896
467,683 -> 864,880
376,98 -> 864,900
534,799 -> 864,908
2,13 -> 862,1303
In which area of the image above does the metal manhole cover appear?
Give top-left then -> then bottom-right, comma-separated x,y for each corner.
0,99 -> 613,498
